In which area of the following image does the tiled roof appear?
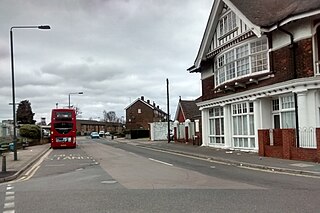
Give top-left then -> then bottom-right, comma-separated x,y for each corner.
230,0 -> 320,27
180,100 -> 201,120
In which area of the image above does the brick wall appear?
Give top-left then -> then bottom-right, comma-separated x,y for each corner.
273,129 -> 283,146
258,128 -> 320,162
202,76 -> 215,101
296,38 -> 314,78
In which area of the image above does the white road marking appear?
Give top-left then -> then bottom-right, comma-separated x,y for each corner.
6,186 -> 13,191
46,164 -> 65,167
3,184 -> 15,213
5,192 -> 14,196
3,210 -> 15,213
5,196 -> 14,202
4,202 -> 14,209
148,158 -> 173,166
139,146 -> 320,179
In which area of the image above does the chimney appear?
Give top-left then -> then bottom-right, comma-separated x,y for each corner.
157,105 -> 159,109
147,100 -> 150,104
153,102 -> 156,107
141,96 -> 144,101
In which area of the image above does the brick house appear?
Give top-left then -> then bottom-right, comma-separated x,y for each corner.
188,0 -> 320,160
125,96 -> 167,131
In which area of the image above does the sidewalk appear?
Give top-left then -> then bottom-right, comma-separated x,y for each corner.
114,138 -> 320,177
0,143 -> 50,183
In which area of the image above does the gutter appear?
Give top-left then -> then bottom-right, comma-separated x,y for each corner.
277,24 -> 300,147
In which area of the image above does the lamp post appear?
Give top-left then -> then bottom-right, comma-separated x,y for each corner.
68,92 -> 83,108
10,25 -> 50,161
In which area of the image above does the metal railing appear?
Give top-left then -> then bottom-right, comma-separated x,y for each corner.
299,127 -> 316,148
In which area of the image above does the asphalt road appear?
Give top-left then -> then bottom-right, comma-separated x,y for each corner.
0,137 -> 319,213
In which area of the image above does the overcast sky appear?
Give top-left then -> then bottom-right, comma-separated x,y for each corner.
0,0 -> 212,123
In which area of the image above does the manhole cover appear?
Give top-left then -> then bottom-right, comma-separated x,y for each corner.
101,180 -> 117,184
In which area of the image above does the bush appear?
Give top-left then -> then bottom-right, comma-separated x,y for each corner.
19,124 -> 41,139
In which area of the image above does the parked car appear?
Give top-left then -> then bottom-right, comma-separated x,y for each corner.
99,131 -> 105,137
90,132 -> 100,139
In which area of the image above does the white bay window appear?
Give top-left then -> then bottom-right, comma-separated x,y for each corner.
215,37 -> 269,87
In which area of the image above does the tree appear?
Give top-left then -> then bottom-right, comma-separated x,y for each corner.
103,110 -> 118,122
19,124 -> 40,139
16,100 -> 36,124
74,106 -> 82,117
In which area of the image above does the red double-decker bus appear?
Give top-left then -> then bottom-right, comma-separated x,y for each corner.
50,108 -> 77,149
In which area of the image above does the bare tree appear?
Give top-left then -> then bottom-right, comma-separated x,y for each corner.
103,110 -> 118,122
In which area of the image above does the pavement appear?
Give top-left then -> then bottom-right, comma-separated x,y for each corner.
0,143 -> 50,183
1,137 -> 320,183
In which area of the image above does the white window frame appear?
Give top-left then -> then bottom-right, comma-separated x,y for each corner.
214,37 -> 269,87
218,11 -> 237,38
232,102 -> 255,149
208,107 -> 225,145
272,95 -> 296,128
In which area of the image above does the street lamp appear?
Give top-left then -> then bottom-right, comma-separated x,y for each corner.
68,92 -> 83,108
10,25 -> 51,161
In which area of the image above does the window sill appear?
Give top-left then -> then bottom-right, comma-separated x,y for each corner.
218,27 -> 238,40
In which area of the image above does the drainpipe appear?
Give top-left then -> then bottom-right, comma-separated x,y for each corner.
267,32 -> 274,73
277,24 -> 300,147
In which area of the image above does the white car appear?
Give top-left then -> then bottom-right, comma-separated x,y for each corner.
99,131 -> 105,137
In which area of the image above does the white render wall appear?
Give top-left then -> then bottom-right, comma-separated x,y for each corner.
149,122 -> 173,141
272,19 -> 312,51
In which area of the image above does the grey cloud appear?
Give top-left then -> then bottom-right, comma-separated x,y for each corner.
0,0 -> 212,122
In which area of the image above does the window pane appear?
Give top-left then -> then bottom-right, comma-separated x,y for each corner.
242,103 -> 247,113
236,44 -> 249,58
232,105 -> 237,114
209,119 -> 214,134
237,57 -> 250,76
234,138 -> 238,147
272,99 -> 279,111
215,119 -> 220,135
239,138 -> 243,147
238,116 -> 243,135
218,68 -> 225,84
249,102 -> 254,113
281,111 -> 296,128
281,95 -> 294,109
243,138 -> 248,147
243,116 -> 248,135
249,115 -> 254,135
233,117 -> 238,135
226,63 -> 235,80
221,118 -> 224,135
250,138 -> 255,148
209,108 -> 214,117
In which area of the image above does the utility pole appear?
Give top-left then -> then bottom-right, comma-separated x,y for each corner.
167,78 -> 170,143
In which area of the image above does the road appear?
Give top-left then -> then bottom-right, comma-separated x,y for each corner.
1,137 -> 320,213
